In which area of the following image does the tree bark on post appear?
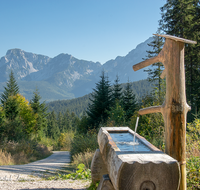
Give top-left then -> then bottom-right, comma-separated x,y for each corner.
133,34 -> 197,190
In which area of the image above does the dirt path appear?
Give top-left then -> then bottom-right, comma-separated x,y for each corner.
0,151 -> 90,190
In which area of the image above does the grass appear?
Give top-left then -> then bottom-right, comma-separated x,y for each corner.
70,132 -> 98,161
0,140 -> 51,165
72,150 -> 94,169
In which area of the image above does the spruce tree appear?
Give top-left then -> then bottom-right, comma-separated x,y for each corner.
30,88 -> 48,133
87,71 -> 112,129
47,111 -> 60,139
122,81 -> 137,121
1,70 -> 19,106
112,75 -> 122,102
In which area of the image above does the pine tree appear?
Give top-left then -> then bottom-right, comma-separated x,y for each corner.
57,112 -> 64,133
86,71 -> 112,129
122,81 -> 137,121
30,88 -> 48,133
112,75 -> 122,102
47,111 -> 60,139
1,70 -> 19,106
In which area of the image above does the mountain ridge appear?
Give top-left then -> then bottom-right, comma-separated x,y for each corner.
0,37 -> 153,101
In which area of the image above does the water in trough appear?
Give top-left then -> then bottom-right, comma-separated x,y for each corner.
109,117 -> 152,152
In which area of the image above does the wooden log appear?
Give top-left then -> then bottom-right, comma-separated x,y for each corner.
91,149 -> 108,183
97,127 -> 180,190
97,174 -> 115,190
138,105 -> 162,115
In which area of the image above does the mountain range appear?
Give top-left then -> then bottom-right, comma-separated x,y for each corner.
0,37 -> 153,102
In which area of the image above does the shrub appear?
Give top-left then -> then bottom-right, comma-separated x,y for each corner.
70,132 -> 98,160
57,132 -> 74,151
186,118 -> 200,188
72,150 -> 95,169
47,163 -> 91,180
187,156 -> 200,189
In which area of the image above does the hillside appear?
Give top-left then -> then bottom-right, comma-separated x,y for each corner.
47,79 -> 153,116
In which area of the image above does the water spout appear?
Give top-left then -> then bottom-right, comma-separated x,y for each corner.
133,116 -> 139,145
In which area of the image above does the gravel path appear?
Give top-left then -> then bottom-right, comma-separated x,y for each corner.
0,151 -> 90,190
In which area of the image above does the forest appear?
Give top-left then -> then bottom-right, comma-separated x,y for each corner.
0,1 -> 200,189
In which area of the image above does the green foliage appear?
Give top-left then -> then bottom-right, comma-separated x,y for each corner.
122,80 -> 138,121
45,110 -> 79,144
187,156 -> 200,189
87,71 -> 112,129
87,181 -> 100,190
70,132 -> 98,160
0,139 -> 51,165
0,70 -> 19,105
144,32 -> 165,104
186,117 -> 200,188
72,150 -> 94,170
106,100 -> 126,127
128,93 -> 165,150
186,117 -> 200,158
159,0 -> 200,122
76,112 -> 90,134
112,75 -> 123,101
46,79 -> 153,117
47,94 -> 91,117
0,94 -> 37,141
57,132 -> 74,151
30,88 -> 48,137
46,111 -> 60,140
47,163 -> 91,180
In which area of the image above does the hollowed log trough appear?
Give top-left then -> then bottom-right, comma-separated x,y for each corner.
91,127 -> 180,190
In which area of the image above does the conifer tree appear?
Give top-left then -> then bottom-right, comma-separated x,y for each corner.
87,71 -> 112,128
47,111 -> 60,139
30,88 -> 48,133
112,75 -> 122,102
57,112 -> 64,132
122,80 -> 137,121
1,70 -> 19,106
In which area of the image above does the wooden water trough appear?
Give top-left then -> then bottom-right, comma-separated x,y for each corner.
91,127 -> 180,190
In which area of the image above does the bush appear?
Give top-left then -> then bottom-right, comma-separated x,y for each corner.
72,150 -> 95,169
70,132 -> 98,160
187,156 -> 200,189
57,132 -> 74,151
47,163 -> 91,180
186,117 -> 200,189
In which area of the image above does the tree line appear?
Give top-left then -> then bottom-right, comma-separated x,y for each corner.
77,71 -> 138,133
0,71 -> 81,143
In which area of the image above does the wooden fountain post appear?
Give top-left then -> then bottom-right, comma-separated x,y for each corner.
133,34 -> 197,190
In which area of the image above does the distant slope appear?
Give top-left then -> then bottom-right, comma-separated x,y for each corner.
47,94 -> 91,116
46,79 -> 153,116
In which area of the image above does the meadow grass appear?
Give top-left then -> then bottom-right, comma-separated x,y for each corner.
0,140 -> 51,165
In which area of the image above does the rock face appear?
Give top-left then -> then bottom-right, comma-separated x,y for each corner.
0,37 -> 153,100
91,127 -> 180,190
0,49 -> 50,82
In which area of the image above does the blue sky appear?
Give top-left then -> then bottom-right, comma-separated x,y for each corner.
0,0 -> 165,64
